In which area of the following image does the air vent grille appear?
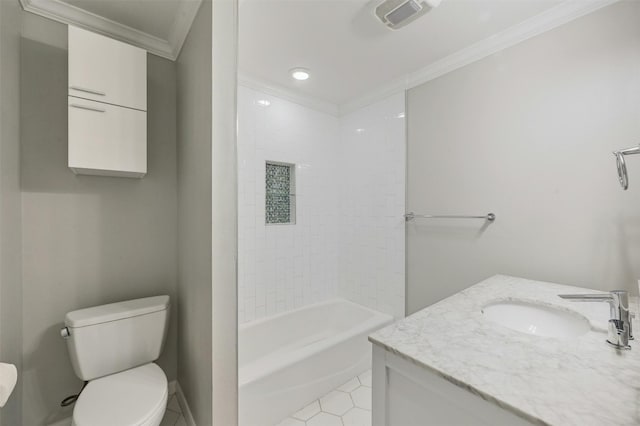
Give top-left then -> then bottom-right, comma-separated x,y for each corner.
386,0 -> 422,26
374,0 -> 441,30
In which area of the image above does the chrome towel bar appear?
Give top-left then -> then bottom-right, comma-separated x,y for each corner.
404,212 -> 496,222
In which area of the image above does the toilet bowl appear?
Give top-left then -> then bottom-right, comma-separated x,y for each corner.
72,363 -> 168,426
61,296 -> 170,426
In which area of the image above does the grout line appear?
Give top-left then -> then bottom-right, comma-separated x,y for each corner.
305,408 -> 322,424
348,392 -> 356,411
280,373 -> 373,426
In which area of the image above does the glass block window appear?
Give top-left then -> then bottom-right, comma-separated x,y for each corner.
265,162 -> 296,225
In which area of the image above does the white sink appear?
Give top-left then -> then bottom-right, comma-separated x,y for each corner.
481,300 -> 591,338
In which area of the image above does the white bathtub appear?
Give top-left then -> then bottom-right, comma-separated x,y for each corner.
239,299 -> 394,426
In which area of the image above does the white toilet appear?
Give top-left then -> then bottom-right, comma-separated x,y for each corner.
61,295 -> 170,426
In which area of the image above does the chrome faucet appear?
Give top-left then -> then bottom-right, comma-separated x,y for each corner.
558,290 -> 633,350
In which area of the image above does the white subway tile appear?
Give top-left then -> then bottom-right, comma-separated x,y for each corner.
238,87 -> 405,324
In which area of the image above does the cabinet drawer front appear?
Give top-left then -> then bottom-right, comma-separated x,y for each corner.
68,97 -> 147,176
68,26 -> 147,111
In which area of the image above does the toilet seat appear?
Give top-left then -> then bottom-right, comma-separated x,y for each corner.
73,363 -> 168,426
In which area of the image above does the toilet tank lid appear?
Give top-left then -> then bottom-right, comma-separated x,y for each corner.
65,295 -> 170,328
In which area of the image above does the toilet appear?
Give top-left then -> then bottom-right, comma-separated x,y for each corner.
61,295 -> 170,426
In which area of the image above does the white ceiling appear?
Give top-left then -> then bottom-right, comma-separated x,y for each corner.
239,0 -> 566,106
21,0 -> 612,98
60,0 -> 183,40
20,0 -> 201,59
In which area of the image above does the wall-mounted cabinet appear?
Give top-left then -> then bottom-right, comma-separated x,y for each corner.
68,26 -> 147,178
68,98 -> 146,177
68,26 -> 147,111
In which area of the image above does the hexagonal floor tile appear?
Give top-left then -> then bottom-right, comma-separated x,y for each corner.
306,412 -> 343,426
342,407 -> 372,426
351,386 -> 372,410
292,400 -> 320,421
358,370 -> 372,387
337,377 -> 360,393
275,418 -> 305,426
319,390 -> 354,416
167,394 -> 181,413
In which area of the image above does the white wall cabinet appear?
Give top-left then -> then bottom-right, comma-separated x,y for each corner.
68,26 -> 146,111
68,98 -> 146,177
68,26 -> 147,178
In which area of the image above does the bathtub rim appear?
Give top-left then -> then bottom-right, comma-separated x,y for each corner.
239,298 -> 394,386
238,297 -> 391,331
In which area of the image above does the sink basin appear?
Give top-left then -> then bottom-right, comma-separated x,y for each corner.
481,300 -> 591,338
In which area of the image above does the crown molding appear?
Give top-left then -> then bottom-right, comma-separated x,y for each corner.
19,0 -> 201,60
166,0 -> 202,60
239,74 -> 340,117
340,0 -> 619,115
339,77 -> 409,117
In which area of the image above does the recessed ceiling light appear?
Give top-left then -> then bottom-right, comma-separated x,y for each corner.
290,68 -> 310,81
256,99 -> 271,107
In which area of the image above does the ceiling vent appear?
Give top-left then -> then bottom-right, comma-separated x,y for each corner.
375,0 -> 441,30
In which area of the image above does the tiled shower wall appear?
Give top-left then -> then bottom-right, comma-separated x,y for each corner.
338,93 -> 406,318
238,86 -> 341,323
238,86 -> 405,323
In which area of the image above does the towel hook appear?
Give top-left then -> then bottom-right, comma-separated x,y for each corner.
614,145 -> 640,190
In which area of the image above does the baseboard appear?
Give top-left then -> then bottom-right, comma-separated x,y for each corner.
175,382 -> 197,426
168,379 -> 177,396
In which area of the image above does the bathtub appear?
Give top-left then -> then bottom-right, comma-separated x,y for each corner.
239,299 -> 394,426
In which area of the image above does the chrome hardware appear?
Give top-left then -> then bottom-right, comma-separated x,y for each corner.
60,327 -> 71,339
70,103 -> 106,113
613,145 -> 640,190
69,86 -> 106,96
404,212 -> 495,222
559,290 -> 632,350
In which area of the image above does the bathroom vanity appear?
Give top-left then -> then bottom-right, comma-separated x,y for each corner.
369,275 -> 640,426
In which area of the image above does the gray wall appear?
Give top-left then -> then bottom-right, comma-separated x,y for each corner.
176,1 -> 213,424
0,0 -> 23,424
20,14 -> 178,425
406,1 -> 640,314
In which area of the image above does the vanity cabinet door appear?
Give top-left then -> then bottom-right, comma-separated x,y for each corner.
68,97 -> 147,178
68,26 -> 147,111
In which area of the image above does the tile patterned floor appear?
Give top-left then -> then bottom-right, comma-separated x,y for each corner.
160,393 -> 187,426
276,369 -> 372,426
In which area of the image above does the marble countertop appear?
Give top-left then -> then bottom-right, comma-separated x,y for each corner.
369,275 -> 640,426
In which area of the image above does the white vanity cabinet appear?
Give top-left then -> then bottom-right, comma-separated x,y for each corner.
372,345 -> 533,426
68,26 -> 147,178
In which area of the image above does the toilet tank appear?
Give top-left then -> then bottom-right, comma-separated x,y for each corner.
63,295 -> 170,381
